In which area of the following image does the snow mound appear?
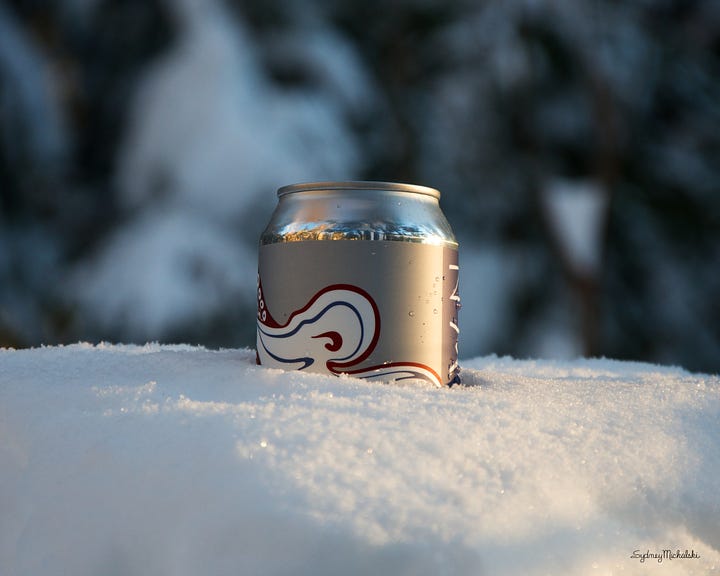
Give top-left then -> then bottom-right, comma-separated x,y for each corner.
1,344 -> 718,575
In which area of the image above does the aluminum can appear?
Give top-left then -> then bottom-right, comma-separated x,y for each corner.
256,181 -> 460,386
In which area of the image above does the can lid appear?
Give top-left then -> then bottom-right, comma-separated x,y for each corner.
277,181 -> 441,199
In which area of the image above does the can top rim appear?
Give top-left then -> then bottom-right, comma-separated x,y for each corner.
277,181 -> 440,199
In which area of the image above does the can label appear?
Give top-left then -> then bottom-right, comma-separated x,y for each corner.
257,240 -> 460,386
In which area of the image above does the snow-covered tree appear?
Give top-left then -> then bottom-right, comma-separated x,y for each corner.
1,0 -> 718,372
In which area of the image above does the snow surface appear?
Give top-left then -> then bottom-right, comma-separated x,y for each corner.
1,344 -> 719,575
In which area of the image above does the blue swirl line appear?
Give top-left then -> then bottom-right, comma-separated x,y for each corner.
257,299 -> 366,365
257,330 -> 314,369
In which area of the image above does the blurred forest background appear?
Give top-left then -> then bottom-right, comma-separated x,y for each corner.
1,0 -> 718,373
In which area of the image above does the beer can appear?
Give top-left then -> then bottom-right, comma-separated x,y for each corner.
256,181 -> 460,386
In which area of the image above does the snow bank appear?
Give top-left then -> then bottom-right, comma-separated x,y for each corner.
1,344 -> 718,575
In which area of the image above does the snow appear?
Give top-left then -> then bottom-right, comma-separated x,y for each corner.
542,178 -> 610,277
0,3 -> 67,169
67,209 -> 256,337
1,344 -> 718,575
455,245 -> 515,357
69,0 -> 369,339
115,0 -> 363,222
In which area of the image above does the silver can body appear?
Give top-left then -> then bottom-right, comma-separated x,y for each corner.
256,181 -> 460,386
